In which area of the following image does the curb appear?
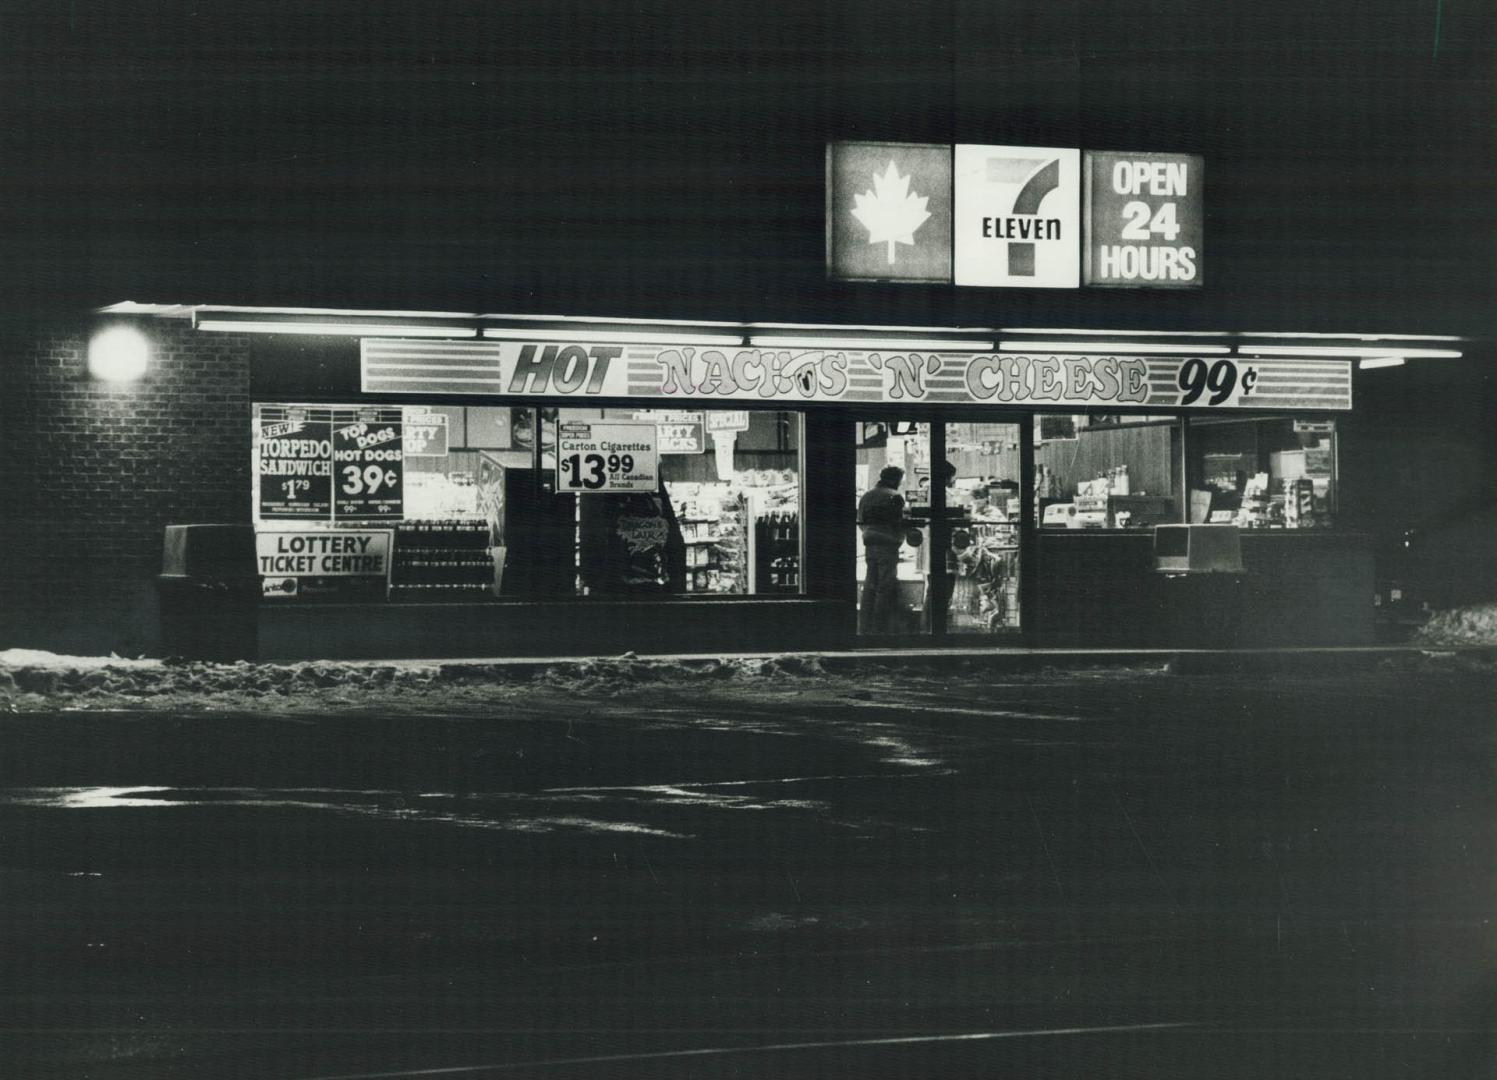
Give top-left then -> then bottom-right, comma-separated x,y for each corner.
431,644 -> 1497,682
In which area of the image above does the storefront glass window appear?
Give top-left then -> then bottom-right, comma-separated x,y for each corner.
253,403 -> 802,601
1035,415 -> 1183,529
541,408 -> 802,597
1186,417 -> 1337,528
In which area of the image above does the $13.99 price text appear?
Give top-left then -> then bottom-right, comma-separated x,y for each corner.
560,452 -> 636,490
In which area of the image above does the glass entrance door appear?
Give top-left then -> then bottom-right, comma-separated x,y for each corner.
854,417 -> 1023,638
940,420 -> 1023,635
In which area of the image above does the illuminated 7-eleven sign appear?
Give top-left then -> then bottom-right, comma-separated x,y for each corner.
827,141 -> 1197,290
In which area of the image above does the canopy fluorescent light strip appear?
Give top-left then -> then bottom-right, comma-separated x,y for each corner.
748,335 -> 994,351
1240,345 -> 1462,359
196,319 -> 477,338
750,321 -> 994,333
482,327 -> 743,346
480,312 -> 741,328
1358,356 -> 1407,370
1238,331 -> 1462,342
192,305 -> 480,318
999,341 -> 1231,355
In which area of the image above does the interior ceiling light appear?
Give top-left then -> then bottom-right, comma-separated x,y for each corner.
194,320 -> 477,338
748,335 -> 994,351
1239,345 -> 1462,359
1358,356 -> 1407,370
482,328 -> 743,346
999,341 -> 1231,355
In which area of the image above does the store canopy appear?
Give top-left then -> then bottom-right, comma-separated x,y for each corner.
100,303 -> 1467,370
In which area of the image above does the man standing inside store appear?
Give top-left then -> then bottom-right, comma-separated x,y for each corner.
859,465 -> 906,634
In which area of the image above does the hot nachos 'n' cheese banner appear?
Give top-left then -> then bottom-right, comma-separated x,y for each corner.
362,339 -> 1351,412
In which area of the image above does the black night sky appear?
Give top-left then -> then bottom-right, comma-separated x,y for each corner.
3,0 -> 1494,335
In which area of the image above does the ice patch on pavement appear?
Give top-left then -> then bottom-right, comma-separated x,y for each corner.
746,911 -> 822,931
505,815 -> 685,837
551,783 -> 828,813
3,786 -> 689,838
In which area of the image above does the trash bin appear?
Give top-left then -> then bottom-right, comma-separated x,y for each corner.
157,524 -> 259,660
1153,524 -> 1245,648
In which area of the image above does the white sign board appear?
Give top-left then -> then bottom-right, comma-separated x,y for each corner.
402,410 -> 450,456
364,341 -> 1352,412
255,529 -> 394,603
705,410 -> 750,432
632,410 -> 705,453
954,144 -> 1080,288
556,422 -> 660,493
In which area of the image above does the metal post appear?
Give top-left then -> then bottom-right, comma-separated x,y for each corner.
1018,413 -> 1037,645
930,418 -> 949,638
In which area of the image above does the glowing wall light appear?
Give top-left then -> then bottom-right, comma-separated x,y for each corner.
88,324 -> 151,382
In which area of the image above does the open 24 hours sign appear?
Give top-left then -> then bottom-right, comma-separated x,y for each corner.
1085,151 -> 1203,287
556,422 -> 660,493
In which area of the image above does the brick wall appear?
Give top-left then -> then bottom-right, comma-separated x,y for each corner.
0,319 -> 251,655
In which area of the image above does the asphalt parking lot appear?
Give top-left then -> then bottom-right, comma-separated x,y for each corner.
1,659 -> 1493,1079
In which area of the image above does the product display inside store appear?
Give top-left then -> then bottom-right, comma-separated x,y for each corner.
1035,415 -> 1181,529
1187,416 -> 1336,528
1033,413 -> 1337,530
252,404 -> 803,601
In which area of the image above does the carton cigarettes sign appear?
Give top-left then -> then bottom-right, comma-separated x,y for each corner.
556,422 -> 660,493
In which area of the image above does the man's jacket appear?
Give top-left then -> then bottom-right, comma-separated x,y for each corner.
858,484 -> 905,548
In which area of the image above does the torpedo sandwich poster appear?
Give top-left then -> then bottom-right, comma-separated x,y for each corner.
256,411 -> 333,520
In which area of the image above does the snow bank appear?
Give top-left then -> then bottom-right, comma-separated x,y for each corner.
0,649 -> 158,671
1412,602 -> 1497,646
0,650 -> 832,711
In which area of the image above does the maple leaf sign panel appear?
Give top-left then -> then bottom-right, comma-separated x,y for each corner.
827,142 -> 953,282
